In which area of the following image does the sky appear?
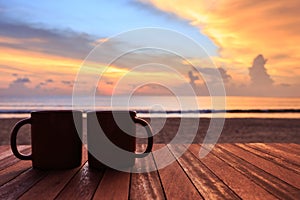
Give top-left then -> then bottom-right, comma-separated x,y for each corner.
0,0 -> 299,97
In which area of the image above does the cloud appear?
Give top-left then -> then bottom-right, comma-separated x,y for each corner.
280,83 -> 290,87
1,1 -> 299,97
189,66 -> 232,84
11,77 -> 30,84
61,81 -> 72,85
141,0 -> 300,85
0,17 -> 96,60
61,80 -> 73,86
0,16 -> 100,88
249,54 -> 273,86
0,77 -> 69,97
46,79 -> 54,83
106,81 -> 114,85
223,54 -> 300,96
35,79 -> 54,89
1,77 -> 35,96
188,70 -> 199,87
39,82 -> 46,86
35,82 -> 45,89
133,83 -> 174,95
184,54 -> 300,96
186,67 -> 232,96
218,67 -> 232,83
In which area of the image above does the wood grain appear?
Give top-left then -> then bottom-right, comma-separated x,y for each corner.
0,167 -> 46,199
214,144 -> 300,199
238,143 -> 300,173
258,143 -> 300,164
0,160 -> 31,186
0,144 -> 300,199
0,145 -> 12,160
19,166 -> 84,199
189,144 -> 277,200
170,144 -> 239,200
130,144 -> 165,200
94,169 -> 130,200
154,144 -> 202,199
285,143 -> 300,152
0,146 -> 31,171
19,146 -> 88,199
55,162 -> 104,200
222,143 -> 300,189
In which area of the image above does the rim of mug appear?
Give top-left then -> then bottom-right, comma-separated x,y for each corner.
86,110 -> 136,114
31,110 -> 82,114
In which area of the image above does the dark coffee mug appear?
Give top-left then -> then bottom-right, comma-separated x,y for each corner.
11,110 -> 82,169
87,111 -> 153,169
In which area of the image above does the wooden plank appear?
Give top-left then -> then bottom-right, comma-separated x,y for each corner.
189,144 -> 277,200
55,162 -> 104,200
19,147 -> 88,200
270,143 -> 300,157
19,166 -> 84,200
0,147 -> 31,171
213,144 -> 300,199
286,143 -> 300,152
222,144 -> 300,189
169,144 -> 239,199
130,171 -> 164,200
246,143 -> 300,166
94,169 -> 130,200
0,146 -> 11,160
0,167 -> 46,199
154,144 -> 202,199
0,145 -> 30,164
0,160 -> 31,186
238,143 -> 300,174
0,145 -> 10,151
130,144 -> 165,200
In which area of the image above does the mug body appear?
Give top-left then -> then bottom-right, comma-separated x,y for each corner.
87,111 -> 136,169
31,110 -> 82,169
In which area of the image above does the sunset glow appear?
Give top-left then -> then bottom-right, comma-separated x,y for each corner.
142,0 -> 300,86
0,1 -> 299,97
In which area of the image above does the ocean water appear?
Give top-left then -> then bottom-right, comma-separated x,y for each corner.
0,96 -> 299,118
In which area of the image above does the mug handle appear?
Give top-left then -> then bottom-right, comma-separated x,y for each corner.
134,117 -> 153,158
10,118 -> 32,160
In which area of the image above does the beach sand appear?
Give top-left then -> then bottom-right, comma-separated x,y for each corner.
1,117 -> 299,145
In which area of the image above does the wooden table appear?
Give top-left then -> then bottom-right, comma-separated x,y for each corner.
0,143 -> 299,199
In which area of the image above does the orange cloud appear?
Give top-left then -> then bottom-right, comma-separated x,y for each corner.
141,0 -> 300,85
0,45 -> 135,95
0,36 -> 180,96
96,67 -> 187,96
0,47 -> 81,73
0,45 -> 83,90
0,36 -> 45,45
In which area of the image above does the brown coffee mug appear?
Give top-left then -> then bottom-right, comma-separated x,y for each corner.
11,110 -> 82,169
87,111 -> 153,169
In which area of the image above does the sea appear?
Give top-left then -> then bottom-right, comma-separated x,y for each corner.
0,96 -> 299,118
